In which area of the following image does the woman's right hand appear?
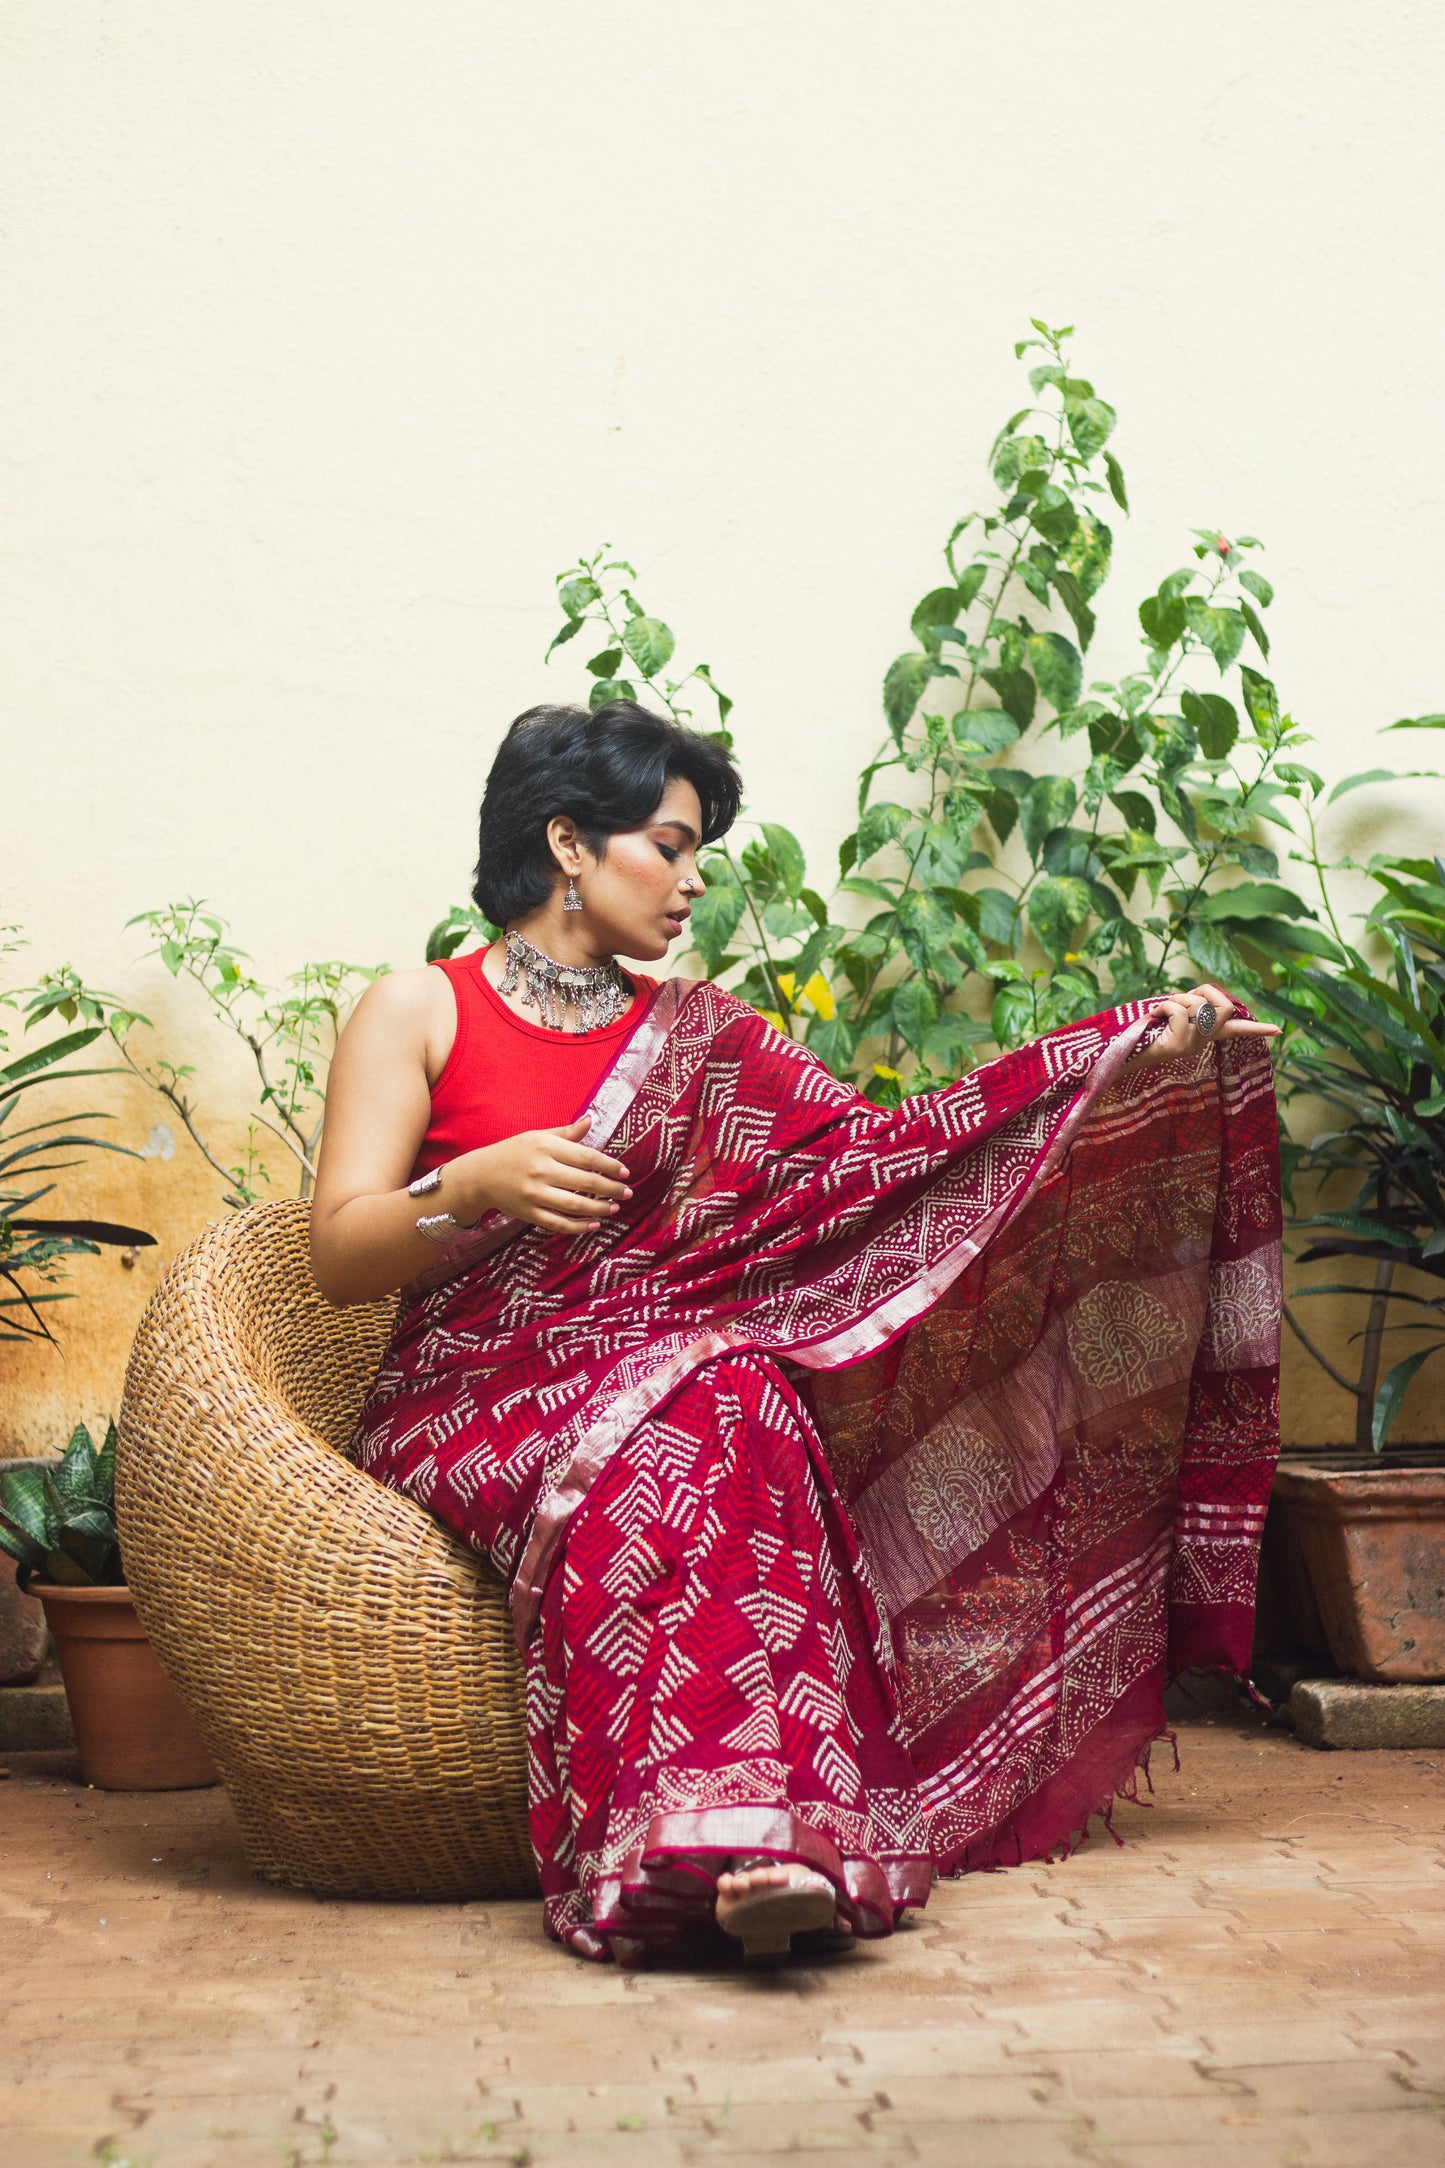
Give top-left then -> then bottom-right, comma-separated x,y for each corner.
451,1119 -> 633,1237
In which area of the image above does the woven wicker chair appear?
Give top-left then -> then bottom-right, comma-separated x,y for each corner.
118,1199 -> 535,1900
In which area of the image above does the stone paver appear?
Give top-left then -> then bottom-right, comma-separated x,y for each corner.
0,1704 -> 1442,2167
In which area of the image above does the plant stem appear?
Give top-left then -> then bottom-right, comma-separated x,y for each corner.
1282,1300 -> 1362,1399
1355,1255 -> 1397,1449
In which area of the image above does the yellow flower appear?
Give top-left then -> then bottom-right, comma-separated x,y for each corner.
1064,951 -> 1080,963
872,1063 -> 905,1084
775,971 -> 836,1020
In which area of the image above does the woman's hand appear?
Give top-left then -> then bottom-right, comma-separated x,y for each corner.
450,1119 -> 633,1237
1126,982 -> 1281,1069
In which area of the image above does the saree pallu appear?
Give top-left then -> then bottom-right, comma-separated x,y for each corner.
350,982 -> 1281,1963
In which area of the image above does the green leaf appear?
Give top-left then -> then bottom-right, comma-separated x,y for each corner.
1180,690 -> 1239,761
985,788 -> 1019,847
1195,881 -> 1316,925
1026,632 -> 1082,715
1238,569 -> 1274,608
1021,775 -> 1078,862
1029,485 -> 1077,548
1139,594 -> 1186,649
1239,599 -> 1270,660
1049,568 -> 1096,653
1372,1348 -> 1440,1451
1103,451 -> 1128,511
979,667 -> 1037,734
911,586 -> 969,649
979,884 -> 1022,945
588,676 -> 638,711
1239,667 -> 1281,739
1184,920 -> 1249,986
1065,395 -> 1116,459
585,647 -> 624,679
544,618 -> 584,659
51,1422 -> 98,1507
1028,877 -> 1094,963
95,1421 -> 117,1507
1327,769 -> 1403,805
1059,509 -> 1112,598
1384,713 -> 1445,732
759,824 -> 806,900
1109,789 -> 1156,835
922,1014 -> 990,1072
688,884 -> 745,974
806,1016 -> 859,1078
621,615 -> 675,678
1184,600 -> 1247,674
557,575 -> 601,619
855,802 -> 911,865
1241,918 -> 1347,965
0,1028 -> 104,1090
0,1519 -> 45,1571
883,653 -> 933,744
991,433 -> 1051,489
0,1467 -> 53,1551
991,980 -> 1036,1049
951,709 -> 1020,756
891,977 -> 940,1053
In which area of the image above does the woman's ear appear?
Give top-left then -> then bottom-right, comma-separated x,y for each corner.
545,814 -> 584,878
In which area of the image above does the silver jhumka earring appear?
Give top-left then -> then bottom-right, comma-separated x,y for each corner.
563,876 -> 583,912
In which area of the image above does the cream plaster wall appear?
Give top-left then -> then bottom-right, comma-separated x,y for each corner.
4,2 -> 1444,1449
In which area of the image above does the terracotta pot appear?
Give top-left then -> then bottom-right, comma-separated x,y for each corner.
34,1582 -> 219,1789
1270,1460 -> 1445,1684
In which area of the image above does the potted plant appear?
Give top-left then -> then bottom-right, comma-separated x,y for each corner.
0,1422 -> 217,1788
1250,802 -> 1445,1684
2,961 -> 159,1685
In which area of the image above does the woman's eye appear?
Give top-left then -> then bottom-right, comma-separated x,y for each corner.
657,844 -> 679,863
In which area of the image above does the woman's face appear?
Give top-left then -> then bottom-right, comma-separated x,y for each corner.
547,774 -> 708,964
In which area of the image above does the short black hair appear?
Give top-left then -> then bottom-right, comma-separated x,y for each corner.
473,701 -> 743,926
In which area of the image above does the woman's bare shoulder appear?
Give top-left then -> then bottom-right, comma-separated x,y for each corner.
345,965 -> 454,1040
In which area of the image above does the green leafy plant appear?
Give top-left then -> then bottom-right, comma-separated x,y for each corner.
2,938 -> 155,1343
26,903 -> 386,1208
1255,788 -> 1445,1448
541,322 -> 1443,1443
0,1420 -> 123,1587
543,321 -> 1325,1104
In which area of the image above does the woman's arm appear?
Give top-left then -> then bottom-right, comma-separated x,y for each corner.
308,970 -> 633,1306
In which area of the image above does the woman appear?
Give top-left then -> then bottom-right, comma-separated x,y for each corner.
313,700 -> 1282,1967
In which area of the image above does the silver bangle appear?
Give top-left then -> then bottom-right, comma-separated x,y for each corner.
416,1210 -> 467,1246
408,1162 -> 475,1243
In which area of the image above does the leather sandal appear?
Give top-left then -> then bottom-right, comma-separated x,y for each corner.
717,1858 -> 838,1963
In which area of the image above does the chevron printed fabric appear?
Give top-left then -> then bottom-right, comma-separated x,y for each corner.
350,983 -> 1281,1963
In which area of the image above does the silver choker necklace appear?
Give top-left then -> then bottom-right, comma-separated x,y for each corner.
499,929 -> 631,1033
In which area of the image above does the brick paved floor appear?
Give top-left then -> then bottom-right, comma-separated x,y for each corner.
2,1702 -> 1442,2168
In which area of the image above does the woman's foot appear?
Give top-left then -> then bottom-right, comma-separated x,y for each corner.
715,1859 -> 838,1962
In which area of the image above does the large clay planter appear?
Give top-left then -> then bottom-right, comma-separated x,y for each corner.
1270,1461 -> 1445,1684
34,1583 -> 220,1789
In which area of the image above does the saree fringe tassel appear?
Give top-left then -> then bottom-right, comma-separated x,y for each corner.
351,984 -> 1280,1964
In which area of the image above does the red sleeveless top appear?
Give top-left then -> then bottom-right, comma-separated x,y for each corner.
410,949 -> 657,1179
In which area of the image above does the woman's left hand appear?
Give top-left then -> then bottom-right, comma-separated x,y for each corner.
1126,981 -> 1281,1068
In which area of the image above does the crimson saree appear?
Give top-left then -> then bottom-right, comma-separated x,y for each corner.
349,981 -> 1281,1963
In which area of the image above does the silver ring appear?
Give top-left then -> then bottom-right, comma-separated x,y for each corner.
1194,1000 -> 1219,1039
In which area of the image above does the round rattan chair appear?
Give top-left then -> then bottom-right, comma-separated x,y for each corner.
118,1199 -> 535,1900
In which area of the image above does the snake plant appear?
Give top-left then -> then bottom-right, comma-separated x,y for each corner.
0,1420 -> 123,1588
